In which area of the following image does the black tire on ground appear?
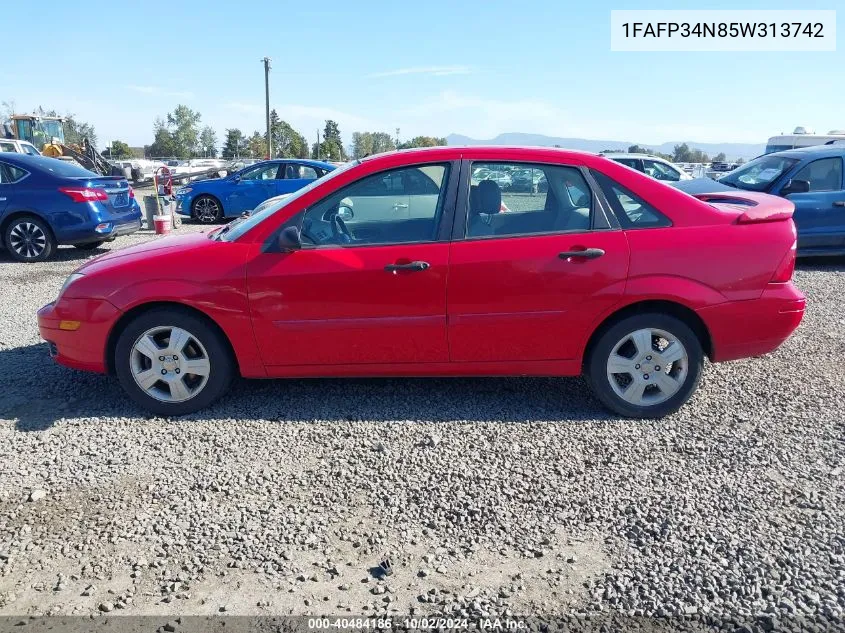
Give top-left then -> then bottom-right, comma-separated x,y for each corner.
74,241 -> 105,251
585,312 -> 703,419
3,215 -> 55,263
191,195 -> 223,224
114,308 -> 235,416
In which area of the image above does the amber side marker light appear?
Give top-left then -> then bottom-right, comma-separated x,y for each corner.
58,320 -> 81,331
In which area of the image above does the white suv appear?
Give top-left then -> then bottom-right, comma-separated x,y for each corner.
0,138 -> 42,156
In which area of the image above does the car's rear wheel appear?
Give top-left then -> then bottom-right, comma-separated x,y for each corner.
192,195 -> 223,224
4,215 -> 55,262
74,240 -> 105,251
586,313 -> 703,419
115,308 -> 234,416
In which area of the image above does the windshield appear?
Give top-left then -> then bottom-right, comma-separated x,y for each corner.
220,161 -> 358,241
719,155 -> 799,191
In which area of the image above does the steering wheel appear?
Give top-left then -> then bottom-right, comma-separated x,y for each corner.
331,214 -> 353,243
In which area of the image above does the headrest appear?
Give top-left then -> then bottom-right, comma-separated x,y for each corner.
478,179 -> 502,215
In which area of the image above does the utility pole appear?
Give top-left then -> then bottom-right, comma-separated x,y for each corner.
395,127 -> 400,148
262,57 -> 272,159
316,129 -> 320,160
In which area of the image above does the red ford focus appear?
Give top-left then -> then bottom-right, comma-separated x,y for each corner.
37,147 -> 805,418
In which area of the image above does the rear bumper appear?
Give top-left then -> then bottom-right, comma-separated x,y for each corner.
698,283 -> 806,362
59,206 -> 142,244
37,298 -> 121,373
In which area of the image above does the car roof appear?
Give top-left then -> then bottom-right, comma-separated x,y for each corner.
359,145 -> 603,166
603,152 -> 667,160
766,145 -> 845,159
0,153 -> 52,166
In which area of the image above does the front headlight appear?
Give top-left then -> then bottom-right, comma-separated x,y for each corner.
176,187 -> 193,196
58,273 -> 84,299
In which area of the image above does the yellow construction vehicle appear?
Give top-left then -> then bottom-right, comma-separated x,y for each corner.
2,114 -> 115,176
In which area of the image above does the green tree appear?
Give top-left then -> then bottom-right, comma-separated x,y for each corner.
148,118 -> 177,157
672,143 -> 691,163
199,126 -> 218,157
713,152 -> 727,162
222,128 -> 245,158
166,104 -> 202,158
397,135 -> 447,150
270,110 -> 308,158
321,120 -> 346,160
628,144 -> 650,154
104,140 -> 132,159
350,131 -> 372,159
247,131 -> 267,158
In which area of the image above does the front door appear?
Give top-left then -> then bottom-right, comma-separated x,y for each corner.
227,162 -> 281,213
247,162 -> 456,368
448,160 -> 629,362
782,156 -> 845,251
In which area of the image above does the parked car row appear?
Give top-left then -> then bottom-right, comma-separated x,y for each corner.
37,146 -> 805,422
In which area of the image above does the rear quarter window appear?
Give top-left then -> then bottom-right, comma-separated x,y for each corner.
591,170 -> 672,229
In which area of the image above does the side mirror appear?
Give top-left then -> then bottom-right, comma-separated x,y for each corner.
277,225 -> 302,252
781,178 -> 810,195
232,173 -> 241,183
338,205 -> 354,221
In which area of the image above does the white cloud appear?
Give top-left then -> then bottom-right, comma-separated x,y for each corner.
127,85 -> 193,99
367,66 -> 471,78
223,102 -> 264,115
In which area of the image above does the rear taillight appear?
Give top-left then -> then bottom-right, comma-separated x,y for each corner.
59,187 -> 108,203
771,240 -> 797,283
128,186 -> 135,199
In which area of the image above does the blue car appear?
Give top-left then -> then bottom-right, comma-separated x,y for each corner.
175,159 -> 335,223
0,154 -> 142,262
673,146 -> 845,256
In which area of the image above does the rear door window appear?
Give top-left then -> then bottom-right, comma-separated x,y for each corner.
467,162 -> 593,238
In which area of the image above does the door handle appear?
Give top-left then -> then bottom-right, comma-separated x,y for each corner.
559,248 -> 605,260
392,203 -> 409,209
384,261 -> 430,273
833,201 -> 845,207
0,197 -> 6,202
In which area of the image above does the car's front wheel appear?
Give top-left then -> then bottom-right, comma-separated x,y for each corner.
586,313 -> 703,419
115,308 -> 234,416
192,195 -> 223,224
4,215 -> 55,262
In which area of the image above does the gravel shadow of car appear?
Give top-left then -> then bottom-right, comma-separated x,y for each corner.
1,344 -> 613,432
796,256 -> 845,272
0,245 -> 107,264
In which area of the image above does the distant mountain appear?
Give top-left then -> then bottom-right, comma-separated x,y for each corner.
446,132 -> 764,161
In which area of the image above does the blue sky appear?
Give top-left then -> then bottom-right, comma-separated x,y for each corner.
3,0 -> 842,149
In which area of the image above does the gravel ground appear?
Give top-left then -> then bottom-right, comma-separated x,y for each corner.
0,213 -> 843,630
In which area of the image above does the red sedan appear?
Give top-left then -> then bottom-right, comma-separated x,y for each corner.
37,147 -> 805,418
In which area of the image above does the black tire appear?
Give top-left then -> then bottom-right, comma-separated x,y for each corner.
4,215 -> 55,262
585,312 -> 703,419
114,308 -> 234,416
191,195 -> 223,224
74,241 -> 105,251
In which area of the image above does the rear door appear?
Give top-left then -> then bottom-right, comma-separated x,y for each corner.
779,156 -> 845,251
277,163 -> 322,195
0,162 -> 18,214
447,160 -> 629,363
246,161 -> 457,368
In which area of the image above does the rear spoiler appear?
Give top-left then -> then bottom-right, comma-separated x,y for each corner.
691,191 -> 795,224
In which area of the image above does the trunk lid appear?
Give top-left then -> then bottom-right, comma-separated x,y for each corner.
70,176 -> 134,213
690,191 -> 795,224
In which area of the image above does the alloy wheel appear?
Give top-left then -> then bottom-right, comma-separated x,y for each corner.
194,198 -> 220,223
606,327 -> 689,407
130,326 -> 211,403
9,222 -> 47,259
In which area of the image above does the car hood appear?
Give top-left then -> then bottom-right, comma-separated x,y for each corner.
77,232 -> 213,275
670,177 -> 737,194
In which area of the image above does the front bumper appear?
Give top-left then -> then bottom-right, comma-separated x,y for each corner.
175,196 -> 192,216
37,298 -> 122,373
699,283 -> 806,362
